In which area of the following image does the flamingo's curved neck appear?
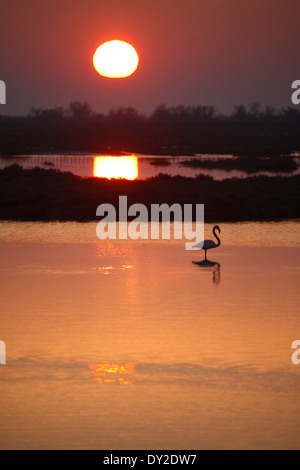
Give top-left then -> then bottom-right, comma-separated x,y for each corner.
213,227 -> 221,246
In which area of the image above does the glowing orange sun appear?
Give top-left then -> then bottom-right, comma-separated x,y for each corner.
93,40 -> 139,79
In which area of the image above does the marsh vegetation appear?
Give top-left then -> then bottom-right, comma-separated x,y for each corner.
0,165 -> 299,223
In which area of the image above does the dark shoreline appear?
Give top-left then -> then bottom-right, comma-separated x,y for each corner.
0,165 -> 299,223
179,156 -> 298,173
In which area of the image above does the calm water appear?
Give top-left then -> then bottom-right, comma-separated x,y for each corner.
0,221 -> 300,450
1,154 -> 300,180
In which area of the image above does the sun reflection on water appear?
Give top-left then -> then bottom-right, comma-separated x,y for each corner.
93,264 -> 135,275
89,363 -> 135,385
93,156 -> 138,180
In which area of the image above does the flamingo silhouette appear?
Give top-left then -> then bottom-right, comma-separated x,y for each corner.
193,225 -> 221,260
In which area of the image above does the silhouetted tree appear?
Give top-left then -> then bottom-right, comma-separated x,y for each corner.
150,104 -> 170,122
280,107 -> 300,122
28,107 -> 64,121
192,105 -> 216,121
107,107 -> 144,123
150,104 -> 216,122
249,101 -> 260,119
262,105 -> 276,120
68,101 -> 92,119
232,105 -> 248,120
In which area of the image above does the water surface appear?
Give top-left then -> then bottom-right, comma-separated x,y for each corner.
1,154 -> 299,180
0,221 -> 299,449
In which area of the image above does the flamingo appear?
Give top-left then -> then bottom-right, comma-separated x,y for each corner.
193,225 -> 221,260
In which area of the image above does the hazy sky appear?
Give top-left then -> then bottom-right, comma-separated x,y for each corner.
0,0 -> 299,115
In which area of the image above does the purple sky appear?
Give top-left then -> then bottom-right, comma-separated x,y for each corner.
0,0 -> 299,115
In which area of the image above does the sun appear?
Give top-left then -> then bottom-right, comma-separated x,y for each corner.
93,40 -> 139,79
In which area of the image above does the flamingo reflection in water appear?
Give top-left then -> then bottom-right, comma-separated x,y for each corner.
192,259 -> 221,284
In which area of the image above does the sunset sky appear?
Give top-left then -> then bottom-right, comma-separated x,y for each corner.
1,0 -> 298,115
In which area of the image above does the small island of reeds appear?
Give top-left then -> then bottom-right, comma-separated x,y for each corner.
0,165 -> 299,223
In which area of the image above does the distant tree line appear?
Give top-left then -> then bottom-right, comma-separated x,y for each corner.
24,101 -> 300,124
1,101 -> 300,156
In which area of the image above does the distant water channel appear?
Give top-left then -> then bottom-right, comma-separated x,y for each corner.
0,154 -> 299,180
